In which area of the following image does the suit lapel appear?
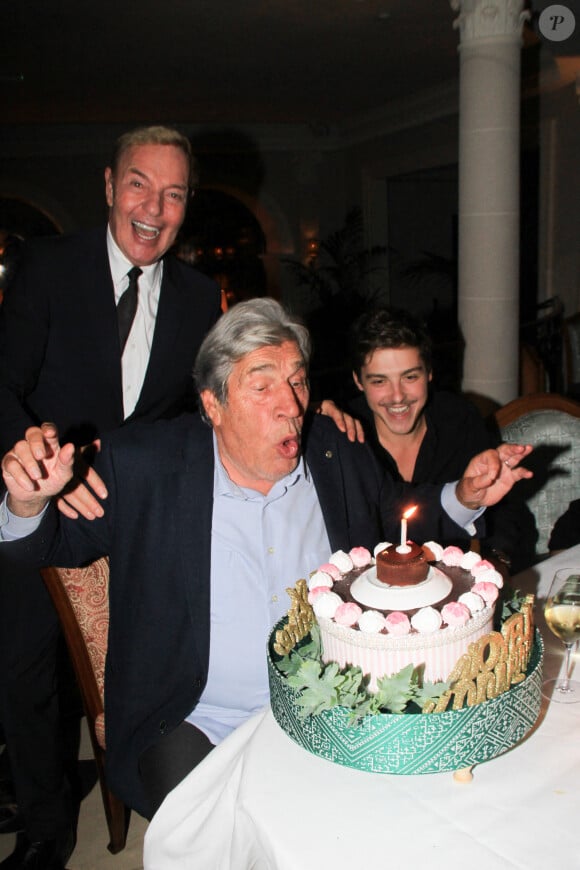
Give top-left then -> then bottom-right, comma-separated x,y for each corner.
85,233 -> 124,419
306,421 -> 350,551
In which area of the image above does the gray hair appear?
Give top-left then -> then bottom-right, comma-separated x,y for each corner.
194,298 -> 311,416
109,125 -> 197,189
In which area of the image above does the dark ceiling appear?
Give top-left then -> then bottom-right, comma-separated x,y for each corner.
2,1 -> 464,126
2,2 -> 577,128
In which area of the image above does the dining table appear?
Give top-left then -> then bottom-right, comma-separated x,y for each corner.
144,545 -> 580,870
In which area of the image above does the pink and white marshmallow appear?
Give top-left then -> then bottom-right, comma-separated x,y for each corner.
312,591 -> 343,619
441,601 -> 471,627
470,559 -> 495,576
458,591 -> 485,614
349,546 -> 372,568
317,562 -> 342,582
440,546 -> 465,567
460,550 -> 482,571
308,586 -> 333,605
307,570 -> 334,591
334,602 -> 363,627
471,565 -> 504,588
385,611 -> 411,636
329,550 -> 354,573
358,610 -> 387,634
411,606 -> 443,634
471,581 -> 499,605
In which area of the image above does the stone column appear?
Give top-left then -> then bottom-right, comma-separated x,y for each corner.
452,0 -> 529,404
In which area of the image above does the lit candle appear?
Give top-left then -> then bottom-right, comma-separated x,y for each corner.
397,506 -> 417,554
400,517 -> 407,549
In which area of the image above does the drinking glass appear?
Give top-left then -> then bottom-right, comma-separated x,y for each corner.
543,569 -> 580,703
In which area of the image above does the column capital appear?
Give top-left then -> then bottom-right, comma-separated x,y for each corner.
451,0 -> 530,45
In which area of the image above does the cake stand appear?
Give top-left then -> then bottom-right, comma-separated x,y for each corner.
268,622 -> 543,777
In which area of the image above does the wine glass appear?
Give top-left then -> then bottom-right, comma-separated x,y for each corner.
543,569 -> 580,703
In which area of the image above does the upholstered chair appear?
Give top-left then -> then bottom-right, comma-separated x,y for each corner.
41,558 -> 129,853
495,393 -> 580,557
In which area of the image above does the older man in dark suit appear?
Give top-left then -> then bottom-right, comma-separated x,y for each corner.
0,125 -> 220,869
0,299 -> 532,822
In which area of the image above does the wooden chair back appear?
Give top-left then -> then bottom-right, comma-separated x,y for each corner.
41,558 -> 129,854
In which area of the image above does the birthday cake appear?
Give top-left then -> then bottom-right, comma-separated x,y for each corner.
268,540 -> 543,776
307,541 -> 501,688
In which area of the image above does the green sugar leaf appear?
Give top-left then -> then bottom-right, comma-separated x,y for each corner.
415,680 -> 450,707
274,629 -> 449,720
374,663 -> 416,713
288,660 -> 345,716
275,625 -> 322,676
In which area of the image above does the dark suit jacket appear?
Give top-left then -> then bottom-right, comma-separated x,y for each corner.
0,226 -> 221,452
10,414 -> 470,817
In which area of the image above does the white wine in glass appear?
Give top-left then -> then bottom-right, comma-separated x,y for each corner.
543,569 -> 580,703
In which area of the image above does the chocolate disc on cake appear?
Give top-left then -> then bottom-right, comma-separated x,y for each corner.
376,542 -> 428,586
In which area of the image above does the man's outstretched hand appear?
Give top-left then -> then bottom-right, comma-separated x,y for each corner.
456,443 -> 533,510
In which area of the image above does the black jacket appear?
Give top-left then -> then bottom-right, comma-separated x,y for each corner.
0,226 -> 221,450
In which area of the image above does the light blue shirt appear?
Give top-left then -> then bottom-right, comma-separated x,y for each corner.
187,436 -> 331,744
441,482 -> 484,535
0,498 -> 48,539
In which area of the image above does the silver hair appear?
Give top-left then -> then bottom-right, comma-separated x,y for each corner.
194,298 -> 311,418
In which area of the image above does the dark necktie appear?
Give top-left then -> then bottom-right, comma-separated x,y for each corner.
117,266 -> 142,352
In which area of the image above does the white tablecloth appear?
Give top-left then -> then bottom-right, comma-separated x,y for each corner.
144,546 -> 580,870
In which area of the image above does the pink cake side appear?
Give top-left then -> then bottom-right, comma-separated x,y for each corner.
318,607 -> 494,689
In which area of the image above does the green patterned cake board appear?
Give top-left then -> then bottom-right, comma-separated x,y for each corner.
268,625 -> 543,774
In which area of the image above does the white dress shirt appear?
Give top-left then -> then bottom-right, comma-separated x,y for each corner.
107,227 -> 162,418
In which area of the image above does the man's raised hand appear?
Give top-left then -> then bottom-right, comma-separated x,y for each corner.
456,443 -> 533,510
2,423 -> 76,517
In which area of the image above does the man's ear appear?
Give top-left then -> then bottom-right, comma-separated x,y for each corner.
352,371 -> 364,392
200,390 -> 222,426
104,167 -> 114,207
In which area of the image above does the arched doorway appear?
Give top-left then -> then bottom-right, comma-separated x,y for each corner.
0,197 -> 61,298
176,189 -> 267,308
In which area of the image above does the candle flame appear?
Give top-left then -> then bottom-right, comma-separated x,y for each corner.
403,506 -> 418,520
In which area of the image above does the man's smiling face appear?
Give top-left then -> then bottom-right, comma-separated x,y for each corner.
353,345 -> 431,439
105,142 -> 189,267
